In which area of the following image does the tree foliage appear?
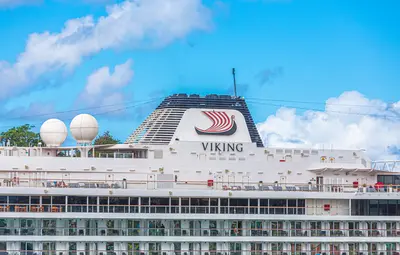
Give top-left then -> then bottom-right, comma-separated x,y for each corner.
0,124 -> 43,147
93,131 -> 120,145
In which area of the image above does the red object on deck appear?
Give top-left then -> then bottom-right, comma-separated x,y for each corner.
324,204 -> 330,211
279,159 -> 286,162
374,182 -> 383,190
353,181 -> 359,188
207,180 -> 214,187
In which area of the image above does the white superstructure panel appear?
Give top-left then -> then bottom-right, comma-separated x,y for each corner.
171,109 -> 252,143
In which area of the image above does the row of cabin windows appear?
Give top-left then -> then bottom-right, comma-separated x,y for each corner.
377,175 -> 400,185
0,196 -> 305,207
351,200 -> 400,216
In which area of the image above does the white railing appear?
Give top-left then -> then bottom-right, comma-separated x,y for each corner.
2,177 -> 400,194
372,160 -> 400,172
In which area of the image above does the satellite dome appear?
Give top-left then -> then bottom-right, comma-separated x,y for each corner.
70,114 -> 99,144
40,119 -> 68,147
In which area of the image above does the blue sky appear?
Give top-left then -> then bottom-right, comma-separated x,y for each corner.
0,0 -> 399,158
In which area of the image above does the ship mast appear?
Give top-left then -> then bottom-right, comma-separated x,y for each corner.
232,68 -> 237,98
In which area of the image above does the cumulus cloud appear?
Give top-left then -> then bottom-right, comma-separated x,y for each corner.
0,0 -> 211,100
77,59 -> 133,116
256,91 -> 400,160
76,63 -> 164,119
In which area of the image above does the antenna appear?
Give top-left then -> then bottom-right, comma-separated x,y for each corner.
232,68 -> 237,97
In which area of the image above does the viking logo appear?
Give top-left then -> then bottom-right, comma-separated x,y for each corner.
195,111 -> 237,136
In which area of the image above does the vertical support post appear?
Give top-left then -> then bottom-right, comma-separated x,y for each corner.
232,68 -> 237,97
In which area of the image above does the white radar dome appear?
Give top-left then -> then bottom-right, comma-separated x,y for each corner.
70,114 -> 99,144
40,119 -> 68,147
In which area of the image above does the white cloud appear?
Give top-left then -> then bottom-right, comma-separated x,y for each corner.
0,0 -> 211,100
80,59 -> 133,107
257,91 -> 400,160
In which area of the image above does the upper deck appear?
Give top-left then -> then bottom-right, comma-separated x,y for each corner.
0,94 -> 398,200
0,142 -> 398,199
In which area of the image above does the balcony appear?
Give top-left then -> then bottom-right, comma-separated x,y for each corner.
0,249 -> 397,255
0,218 -> 399,239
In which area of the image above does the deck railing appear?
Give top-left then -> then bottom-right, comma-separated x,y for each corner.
0,204 -> 346,215
0,226 -> 398,238
0,249 -> 397,255
2,177 -> 398,194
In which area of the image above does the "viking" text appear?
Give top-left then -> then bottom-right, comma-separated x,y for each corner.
201,142 -> 243,152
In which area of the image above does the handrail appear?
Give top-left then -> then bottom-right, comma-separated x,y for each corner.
1,177 -> 396,187
2,177 -> 399,194
0,249 -> 396,254
0,226 -> 398,237
0,204 -> 345,215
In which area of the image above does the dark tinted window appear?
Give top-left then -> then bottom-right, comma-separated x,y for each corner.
352,200 -> 400,216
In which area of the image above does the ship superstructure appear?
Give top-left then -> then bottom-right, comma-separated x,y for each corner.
0,94 -> 399,255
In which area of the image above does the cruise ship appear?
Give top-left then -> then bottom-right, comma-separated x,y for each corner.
0,94 -> 399,255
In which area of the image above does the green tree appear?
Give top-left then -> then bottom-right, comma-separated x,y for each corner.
0,124 -> 43,147
93,131 -> 120,145
87,131 -> 120,158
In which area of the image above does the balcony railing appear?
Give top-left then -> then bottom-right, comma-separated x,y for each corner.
0,226 -> 398,238
0,249 -> 398,255
0,204 -> 338,215
3,177 -> 399,194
